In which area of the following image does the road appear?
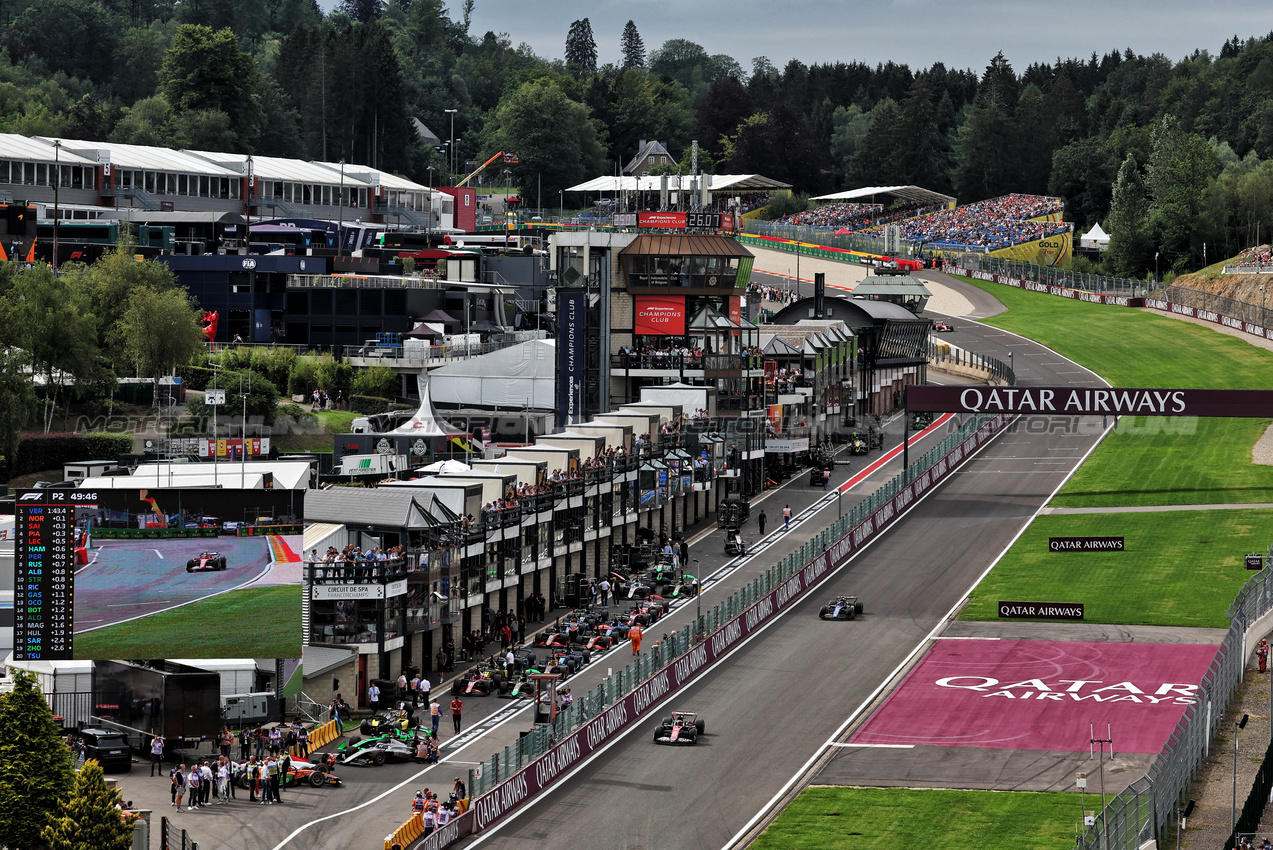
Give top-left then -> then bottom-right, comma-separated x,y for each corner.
464,280 -> 1112,850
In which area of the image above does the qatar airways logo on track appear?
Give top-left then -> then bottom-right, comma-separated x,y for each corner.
935,677 -> 1199,705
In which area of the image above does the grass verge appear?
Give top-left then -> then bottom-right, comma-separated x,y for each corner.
272,409 -> 360,453
954,275 -> 1273,506
957,508 -> 1272,627
74,585 -> 301,658
751,787 -> 1079,850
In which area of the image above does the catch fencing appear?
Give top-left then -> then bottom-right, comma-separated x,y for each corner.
385,412 -> 1014,848
954,254 -> 1151,298
160,816 -> 200,850
1076,542 -> 1273,850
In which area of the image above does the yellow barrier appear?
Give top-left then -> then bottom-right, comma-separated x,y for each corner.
287,718 -> 342,758
384,812 -> 424,849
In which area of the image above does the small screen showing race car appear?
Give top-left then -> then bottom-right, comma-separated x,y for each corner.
15,488 -> 304,660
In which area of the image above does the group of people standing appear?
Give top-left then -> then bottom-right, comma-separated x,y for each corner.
167,756 -> 237,811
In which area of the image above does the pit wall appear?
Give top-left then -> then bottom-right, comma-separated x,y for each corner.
388,412 -> 1013,849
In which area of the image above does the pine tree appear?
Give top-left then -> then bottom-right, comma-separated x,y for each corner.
42,760 -> 136,850
1104,153 -> 1154,277
620,20 -> 644,69
564,18 -> 597,77
0,671 -> 74,849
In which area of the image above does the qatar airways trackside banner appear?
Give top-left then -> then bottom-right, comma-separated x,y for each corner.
908,386 -> 1273,418
465,414 -> 1014,837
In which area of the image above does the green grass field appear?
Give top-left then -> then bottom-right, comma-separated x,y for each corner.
751,787 -> 1081,850
273,408 -> 360,453
75,586 -> 301,658
954,275 -> 1273,506
764,277 -> 1273,844
958,508 -> 1272,627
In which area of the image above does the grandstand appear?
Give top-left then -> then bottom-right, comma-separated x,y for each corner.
860,193 -> 1070,253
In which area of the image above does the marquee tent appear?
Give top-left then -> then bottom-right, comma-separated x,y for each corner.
1080,223 -> 1110,250
426,339 -> 556,410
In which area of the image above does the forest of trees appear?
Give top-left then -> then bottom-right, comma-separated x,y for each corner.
5,0 -> 1273,276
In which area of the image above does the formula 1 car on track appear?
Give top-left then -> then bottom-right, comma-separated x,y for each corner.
652,711 -> 704,745
582,634 -> 614,652
498,674 -> 538,699
545,650 -> 592,676
186,551 -> 227,572
931,320 -> 954,332
849,432 -> 870,456
818,595 -> 864,620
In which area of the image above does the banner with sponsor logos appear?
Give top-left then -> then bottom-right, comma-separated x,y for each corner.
908,385 -> 1273,417
634,296 -> 686,335
459,413 -> 1014,840
556,291 -> 586,427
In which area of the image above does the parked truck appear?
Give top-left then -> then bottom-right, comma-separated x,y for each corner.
92,660 -> 222,751
327,453 -> 408,479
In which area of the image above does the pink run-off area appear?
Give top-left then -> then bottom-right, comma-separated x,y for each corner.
850,639 -> 1221,753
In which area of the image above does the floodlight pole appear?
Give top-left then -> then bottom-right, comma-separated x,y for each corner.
51,139 -> 59,272
1233,714 -> 1249,843
1091,724 -> 1113,850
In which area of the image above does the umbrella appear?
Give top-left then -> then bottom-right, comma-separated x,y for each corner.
419,459 -> 471,474
469,320 -> 505,333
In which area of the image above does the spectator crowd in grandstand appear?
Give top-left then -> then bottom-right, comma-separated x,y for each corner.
861,193 -> 1069,252
777,201 -> 940,233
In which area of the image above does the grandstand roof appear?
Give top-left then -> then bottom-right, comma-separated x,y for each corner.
851,276 -> 932,298
0,134 -> 97,166
810,185 -> 955,207
566,174 -> 791,193
46,138 -> 243,176
186,150 -> 375,187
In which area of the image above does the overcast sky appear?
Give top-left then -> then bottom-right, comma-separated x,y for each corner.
462,0 -> 1268,75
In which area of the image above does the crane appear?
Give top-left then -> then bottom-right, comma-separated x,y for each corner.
456,151 -> 519,188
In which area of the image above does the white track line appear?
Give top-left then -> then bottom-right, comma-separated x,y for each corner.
464,418 -> 1009,848
719,336 -> 1113,850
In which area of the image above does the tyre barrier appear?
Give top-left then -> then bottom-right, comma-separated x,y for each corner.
385,413 -> 1014,850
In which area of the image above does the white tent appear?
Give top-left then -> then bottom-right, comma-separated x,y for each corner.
1080,223 -> 1110,250
427,339 -> 556,410
388,375 -> 470,436
419,459 -> 471,474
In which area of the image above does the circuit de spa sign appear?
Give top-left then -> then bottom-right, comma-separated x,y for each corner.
908,386 -> 1273,418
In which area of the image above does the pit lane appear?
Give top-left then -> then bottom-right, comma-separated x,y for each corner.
462,283 -> 1112,850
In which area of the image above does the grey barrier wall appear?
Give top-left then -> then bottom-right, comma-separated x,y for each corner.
399,412 -> 1014,849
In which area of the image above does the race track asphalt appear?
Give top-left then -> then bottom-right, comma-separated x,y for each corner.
75,536 -> 277,633
461,304 -> 1114,849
